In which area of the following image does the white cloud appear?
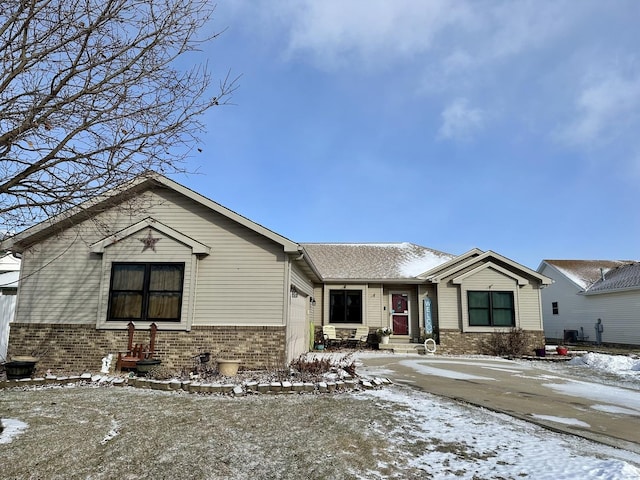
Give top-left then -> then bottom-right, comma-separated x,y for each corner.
438,98 -> 485,141
559,68 -> 640,147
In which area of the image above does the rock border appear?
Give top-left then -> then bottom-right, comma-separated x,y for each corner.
0,373 -> 393,396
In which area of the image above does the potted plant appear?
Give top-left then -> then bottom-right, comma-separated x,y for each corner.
534,346 -> 546,357
377,327 -> 393,345
556,345 -> 568,356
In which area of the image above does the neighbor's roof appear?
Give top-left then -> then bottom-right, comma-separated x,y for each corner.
540,260 -> 636,290
301,243 -> 455,281
584,262 -> 640,295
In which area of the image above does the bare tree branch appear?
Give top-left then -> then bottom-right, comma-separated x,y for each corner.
0,0 -> 238,234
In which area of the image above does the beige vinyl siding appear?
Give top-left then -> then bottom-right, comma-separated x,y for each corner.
366,284 -> 384,328
291,263 -> 314,297
311,285 -> 323,326
436,281 -> 462,330
516,283 -> 544,331
15,187 -> 289,328
16,227 -> 103,325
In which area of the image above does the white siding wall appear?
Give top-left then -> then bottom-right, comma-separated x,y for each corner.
15,188 -> 289,328
540,264 -> 640,345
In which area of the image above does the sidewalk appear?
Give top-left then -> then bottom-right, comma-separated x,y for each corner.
358,353 -> 640,454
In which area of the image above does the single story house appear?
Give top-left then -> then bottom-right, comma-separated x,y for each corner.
2,174 -> 551,372
538,260 -> 640,346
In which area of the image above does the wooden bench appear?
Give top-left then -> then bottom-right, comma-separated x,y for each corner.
116,321 -> 158,371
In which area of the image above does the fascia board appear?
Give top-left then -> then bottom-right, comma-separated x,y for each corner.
90,217 -> 210,255
452,261 -> 528,286
419,248 -> 484,279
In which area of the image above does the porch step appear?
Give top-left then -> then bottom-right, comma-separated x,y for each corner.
379,342 -> 425,355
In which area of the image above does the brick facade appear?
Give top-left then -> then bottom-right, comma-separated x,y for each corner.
7,323 -> 286,375
437,329 -> 545,355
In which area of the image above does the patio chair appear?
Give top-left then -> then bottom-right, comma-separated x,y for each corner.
322,325 -> 341,348
346,326 -> 369,348
116,321 -> 158,371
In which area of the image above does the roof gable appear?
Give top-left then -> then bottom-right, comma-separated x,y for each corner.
2,174 -> 300,254
90,217 -> 210,255
429,250 -> 551,285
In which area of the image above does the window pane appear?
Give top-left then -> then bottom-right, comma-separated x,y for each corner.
148,293 -> 181,319
469,309 -> 490,326
149,265 -> 183,291
468,291 -> 489,308
329,291 -> 345,323
112,264 -> 145,290
346,291 -> 362,323
493,309 -> 514,326
492,292 -> 513,308
110,292 -> 143,319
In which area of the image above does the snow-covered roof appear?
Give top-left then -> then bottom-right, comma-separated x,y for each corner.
541,260 -> 635,290
301,243 -> 455,280
584,262 -> 640,294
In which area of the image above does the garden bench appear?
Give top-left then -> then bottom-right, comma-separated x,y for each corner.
116,322 -> 158,371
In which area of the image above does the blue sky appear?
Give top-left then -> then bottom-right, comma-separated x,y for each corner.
174,1 -> 640,270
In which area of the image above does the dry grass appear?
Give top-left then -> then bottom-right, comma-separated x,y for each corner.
0,386 -> 417,479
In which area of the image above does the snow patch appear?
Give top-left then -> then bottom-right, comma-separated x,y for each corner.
531,414 -> 591,428
0,418 -> 28,444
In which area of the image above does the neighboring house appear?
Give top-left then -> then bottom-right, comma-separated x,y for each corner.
1,174 -> 552,372
301,244 -> 551,354
0,253 -> 21,361
537,260 -> 640,346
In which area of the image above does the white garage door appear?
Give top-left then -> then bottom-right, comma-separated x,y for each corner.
287,294 -> 309,363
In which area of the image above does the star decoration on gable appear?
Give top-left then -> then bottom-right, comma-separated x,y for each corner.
139,229 -> 161,252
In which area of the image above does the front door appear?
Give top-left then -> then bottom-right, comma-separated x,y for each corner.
390,292 -> 409,335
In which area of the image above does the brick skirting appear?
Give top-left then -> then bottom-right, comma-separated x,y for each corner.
437,329 -> 545,355
7,323 -> 287,375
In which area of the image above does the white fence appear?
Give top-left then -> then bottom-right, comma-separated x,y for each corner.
0,294 -> 16,361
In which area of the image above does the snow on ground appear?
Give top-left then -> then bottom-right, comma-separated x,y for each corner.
362,386 -> 640,480
0,418 -> 28,444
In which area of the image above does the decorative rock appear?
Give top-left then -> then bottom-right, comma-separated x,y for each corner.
270,382 -> 282,393
317,382 -> 328,393
361,380 -> 373,389
113,378 -> 126,387
281,381 -> 292,392
257,383 -> 270,394
344,379 -> 355,389
292,382 -> 304,393
372,378 -> 383,387
232,386 -> 244,396
303,382 -> 315,393
221,384 -> 234,394
91,375 -> 102,383
80,373 -> 92,381
326,382 -> 336,392
181,381 -> 191,391
210,384 -> 222,394
188,382 -> 203,393
169,380 -> 182,390
335,380 -> 345,390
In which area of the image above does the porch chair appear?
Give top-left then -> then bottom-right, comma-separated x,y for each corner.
347,326 -> 369,349
116,321 -> 158,371
322,325 -> 341,349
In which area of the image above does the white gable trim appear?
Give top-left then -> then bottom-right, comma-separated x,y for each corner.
429,250 -> 551,285
90,217 -> 210,255
452,262 -> 529,286
418,248 -> 483,279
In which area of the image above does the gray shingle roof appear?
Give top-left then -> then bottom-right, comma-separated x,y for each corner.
543,260 -> 635,290
585,262 -> 640,294
301,243 -> 455,280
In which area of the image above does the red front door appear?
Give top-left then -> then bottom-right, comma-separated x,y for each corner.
391,293 -> 409,335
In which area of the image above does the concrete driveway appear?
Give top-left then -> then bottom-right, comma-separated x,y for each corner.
358,354 -> 640,454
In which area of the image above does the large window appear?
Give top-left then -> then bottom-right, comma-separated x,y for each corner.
329,290 -> 362,324
108,263 -> 184,322
467,291 -> 514,327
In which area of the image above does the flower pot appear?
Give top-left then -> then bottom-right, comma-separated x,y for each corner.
535,348 -> 546,357
380,336 -> 390,345
217,359 -> 241,376
136,358 -> 162,375
315,343 -> 325,351
556,346 -> 568,356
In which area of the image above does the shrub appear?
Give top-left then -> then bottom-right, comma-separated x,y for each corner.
484,327 -> 528,357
